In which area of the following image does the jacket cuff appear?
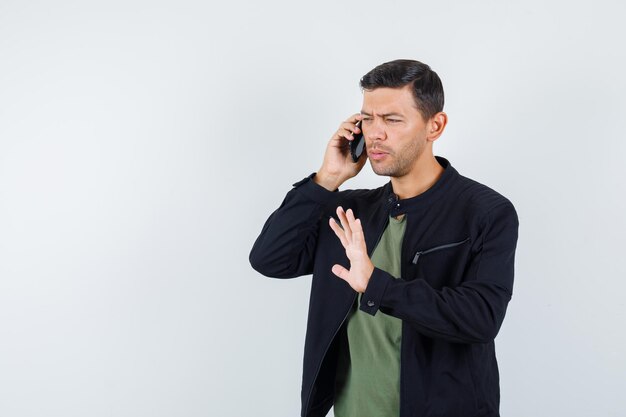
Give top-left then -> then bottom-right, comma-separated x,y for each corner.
359,267 -> 393,316
292,172 -> 339,206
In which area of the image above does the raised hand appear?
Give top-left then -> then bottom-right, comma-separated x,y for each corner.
328,206 -> 375,293
314,114 -> 368,191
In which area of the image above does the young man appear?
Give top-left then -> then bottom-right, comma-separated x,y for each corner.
249,59 -> 519,417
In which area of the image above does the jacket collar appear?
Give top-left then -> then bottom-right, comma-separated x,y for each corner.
383,156 -> 459,217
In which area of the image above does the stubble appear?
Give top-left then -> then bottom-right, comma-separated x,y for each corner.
370,137 -> 425,178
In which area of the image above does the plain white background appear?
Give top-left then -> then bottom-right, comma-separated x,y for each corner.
1,0 -> 625,416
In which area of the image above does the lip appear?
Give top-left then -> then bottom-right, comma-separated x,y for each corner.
368,149 -> 388,161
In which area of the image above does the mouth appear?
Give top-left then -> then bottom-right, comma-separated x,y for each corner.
368,148 -> 389,161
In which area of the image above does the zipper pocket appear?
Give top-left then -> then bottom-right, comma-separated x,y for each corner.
411,237 -> 470,264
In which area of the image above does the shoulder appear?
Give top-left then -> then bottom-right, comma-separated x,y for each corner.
450,172 -> 518,227
455,174 -> 514,209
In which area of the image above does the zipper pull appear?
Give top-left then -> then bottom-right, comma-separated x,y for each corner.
412,251 -> 422,264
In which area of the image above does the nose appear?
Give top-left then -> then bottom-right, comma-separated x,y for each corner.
364,118 -> 387,142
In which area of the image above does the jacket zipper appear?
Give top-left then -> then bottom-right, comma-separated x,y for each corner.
411,237 -> 470,264
304,216 -> 389,416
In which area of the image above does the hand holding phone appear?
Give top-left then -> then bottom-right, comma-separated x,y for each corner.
314,114 -> 366,191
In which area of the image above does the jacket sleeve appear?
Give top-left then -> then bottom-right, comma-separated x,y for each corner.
249,173 -> 340,278
359,200 -> 519,344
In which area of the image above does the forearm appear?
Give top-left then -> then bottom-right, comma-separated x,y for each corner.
360,268 -> 511,344
249,173 -> 340,278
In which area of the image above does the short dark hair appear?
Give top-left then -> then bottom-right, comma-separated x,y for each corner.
360,59 -> 444,120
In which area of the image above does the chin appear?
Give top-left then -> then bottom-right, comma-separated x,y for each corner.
371,163 -> 397,177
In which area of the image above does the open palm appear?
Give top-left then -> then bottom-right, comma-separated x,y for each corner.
328,206 -> 375,293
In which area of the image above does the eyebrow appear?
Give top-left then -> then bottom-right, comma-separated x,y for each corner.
360,111 -> 405,118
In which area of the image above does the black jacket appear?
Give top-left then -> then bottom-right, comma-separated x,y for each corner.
249,156 -> 519,417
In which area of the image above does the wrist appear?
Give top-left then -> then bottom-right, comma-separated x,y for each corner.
313,170 -> 342,191
362,261 -> 375,292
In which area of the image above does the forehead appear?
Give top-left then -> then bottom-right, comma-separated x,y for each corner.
361,85 -> 419,116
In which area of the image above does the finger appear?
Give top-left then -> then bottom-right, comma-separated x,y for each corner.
332,127 -> 354,142
337,207 -> 352,240
338,126 -> 356,140
353,218 -> 366,245
331,264 -> 350,282
336,206 -> 353,242
332,115 -> 362,142
349,113 -> 362,123
346,209 -> 362,242
346,208 -> 357,226
341,121 -> 360,135
329,217 -> 349,248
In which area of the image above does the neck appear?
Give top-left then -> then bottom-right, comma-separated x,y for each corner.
390,153 -> 444,200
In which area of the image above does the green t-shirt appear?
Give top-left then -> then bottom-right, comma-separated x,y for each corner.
334,214 -> 407,417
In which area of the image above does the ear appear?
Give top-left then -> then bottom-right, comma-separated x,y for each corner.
426,112 -> 448,142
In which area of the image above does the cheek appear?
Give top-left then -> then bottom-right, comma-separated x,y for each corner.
398,134 -> 427,156
398,126 -> 425,145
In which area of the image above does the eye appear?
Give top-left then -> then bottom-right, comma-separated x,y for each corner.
387,119 -> 401,123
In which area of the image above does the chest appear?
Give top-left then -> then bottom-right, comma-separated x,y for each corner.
320,206 -> 477,290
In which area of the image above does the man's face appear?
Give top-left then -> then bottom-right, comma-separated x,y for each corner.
361,85 -> 430,178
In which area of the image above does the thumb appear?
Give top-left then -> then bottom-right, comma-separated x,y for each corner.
331,264 -> 350,282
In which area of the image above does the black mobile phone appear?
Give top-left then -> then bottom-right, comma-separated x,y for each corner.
350,120 -> 365,163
